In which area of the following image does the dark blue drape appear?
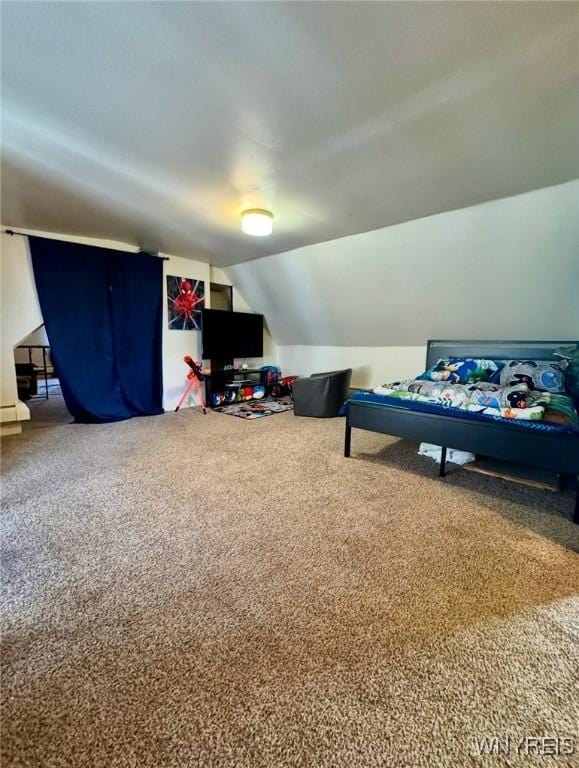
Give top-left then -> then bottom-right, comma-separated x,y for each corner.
30,237 -> 163,423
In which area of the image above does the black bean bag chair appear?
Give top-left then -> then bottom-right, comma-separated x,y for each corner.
292,369 -> 352,418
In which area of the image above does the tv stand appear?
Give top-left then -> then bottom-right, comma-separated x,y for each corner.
205,363 -> 266,408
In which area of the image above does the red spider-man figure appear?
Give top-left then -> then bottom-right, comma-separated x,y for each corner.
169,279 -> 204,330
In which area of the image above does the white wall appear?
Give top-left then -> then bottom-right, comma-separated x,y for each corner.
226,181 -> 579,386
14,326 -> 51,369
162,255 -> 210,411
0,233 -> 44,412
277,346 -> 425,389
19,326 -> 49,346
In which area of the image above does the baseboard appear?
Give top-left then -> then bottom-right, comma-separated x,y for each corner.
0,400 -> 30,436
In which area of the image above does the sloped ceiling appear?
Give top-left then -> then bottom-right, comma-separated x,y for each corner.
2,1 -> 578,267
225,182 -> 579,347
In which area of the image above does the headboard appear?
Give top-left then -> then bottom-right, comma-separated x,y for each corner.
426,340 -> 578,370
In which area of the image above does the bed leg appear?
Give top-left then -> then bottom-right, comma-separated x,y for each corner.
439,446 -> 447,478
344,423 -> 351,458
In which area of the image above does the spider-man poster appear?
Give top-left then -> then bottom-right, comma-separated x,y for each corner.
167,275 -> 205,330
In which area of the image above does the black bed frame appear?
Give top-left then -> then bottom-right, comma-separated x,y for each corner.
344,340 -> 579,523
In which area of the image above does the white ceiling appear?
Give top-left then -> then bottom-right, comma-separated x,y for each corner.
2,1 -> 578,267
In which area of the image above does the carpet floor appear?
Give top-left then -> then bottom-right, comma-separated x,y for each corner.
2,405 -> 578,767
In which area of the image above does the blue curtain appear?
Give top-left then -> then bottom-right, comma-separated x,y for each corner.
29,237 -> 163,423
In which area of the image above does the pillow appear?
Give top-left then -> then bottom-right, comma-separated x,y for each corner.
499,360 -> 566,393
417,358 -> 499,384
468,383 -> 530,410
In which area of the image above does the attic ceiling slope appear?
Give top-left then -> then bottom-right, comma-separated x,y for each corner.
2,1 -> 578,266
224,182 -> 579,348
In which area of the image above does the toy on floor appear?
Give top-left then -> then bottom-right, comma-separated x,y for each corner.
210,392 -> 225,407
261,365 -> 280,394
271,375 -> 298,398
175,355 -> 208,414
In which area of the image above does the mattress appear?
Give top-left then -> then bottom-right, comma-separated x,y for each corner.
344,390 -> 579,436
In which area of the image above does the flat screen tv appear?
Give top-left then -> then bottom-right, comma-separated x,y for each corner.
202,309 -> 264,359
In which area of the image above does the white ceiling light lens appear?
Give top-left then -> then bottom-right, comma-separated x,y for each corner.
241,209 -> 273,236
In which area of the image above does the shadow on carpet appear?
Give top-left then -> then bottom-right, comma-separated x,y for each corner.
354,437 -> 579,550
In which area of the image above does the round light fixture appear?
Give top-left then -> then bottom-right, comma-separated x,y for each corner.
241,209 -> 273,237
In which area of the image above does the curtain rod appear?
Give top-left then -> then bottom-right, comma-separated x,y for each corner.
2,229 -> 170,260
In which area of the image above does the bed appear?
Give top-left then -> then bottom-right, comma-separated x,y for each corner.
344,340 -> 579,523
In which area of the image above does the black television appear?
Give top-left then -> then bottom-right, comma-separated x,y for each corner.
202,309 -> 264,359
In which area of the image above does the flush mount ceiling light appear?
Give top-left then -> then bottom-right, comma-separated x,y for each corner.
241,209 -> 273,237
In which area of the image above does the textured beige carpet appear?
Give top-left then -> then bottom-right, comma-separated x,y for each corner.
2,404 -> 578,767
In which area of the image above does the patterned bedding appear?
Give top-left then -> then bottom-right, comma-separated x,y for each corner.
344,352 -> 579,430
372,379 -> 546,421
354,367 -> 579,427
